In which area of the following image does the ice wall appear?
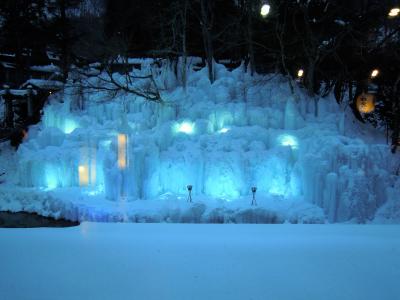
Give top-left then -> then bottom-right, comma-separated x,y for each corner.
15,60 -> 399,222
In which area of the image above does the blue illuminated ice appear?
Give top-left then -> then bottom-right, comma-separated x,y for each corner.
8,59 -> 398,223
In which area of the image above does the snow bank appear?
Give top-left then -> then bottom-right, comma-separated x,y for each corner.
0,186 -> 325,224
1,59 -> 399,223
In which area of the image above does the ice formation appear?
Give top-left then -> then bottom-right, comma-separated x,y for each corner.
11,59 -> 400,222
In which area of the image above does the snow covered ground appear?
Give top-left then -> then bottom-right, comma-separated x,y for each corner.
0,59 -> 399,223
0,223 -> 399,300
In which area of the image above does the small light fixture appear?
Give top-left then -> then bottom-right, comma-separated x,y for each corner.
297,69 -> 304,78
370,69 -> 379,78
174,121 -> 194,135
388,7 -> 400,17
251,186 -> 257,206
260,2 -> 270,17
278,134 -> 298,149
187,185 -> 193,203
219,127 -> 230,134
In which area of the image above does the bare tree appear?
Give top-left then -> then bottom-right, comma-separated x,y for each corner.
198,0 -> 215,83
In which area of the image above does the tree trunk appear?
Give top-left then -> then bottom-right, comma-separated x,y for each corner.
247,8 -> 255,76
391,76 -> 400,153
60,0 -> 69,83
306,59 -> 316,96
4,92 -> 14,128
181,0 -> 188,90
305,60 -> 318,117
200,0 -> 215,83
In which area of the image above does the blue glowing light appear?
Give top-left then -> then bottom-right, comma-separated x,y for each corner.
219,127 -> 230,134
278,134 -> 298,149
63,119 -> 79,134
174,121 -> 195,134
45,164 -> 58,190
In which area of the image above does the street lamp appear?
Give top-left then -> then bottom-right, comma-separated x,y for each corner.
297,69 -> 304,78
388,7 -> 400,17
370,69 -> 379,79
260,2 -> 271,17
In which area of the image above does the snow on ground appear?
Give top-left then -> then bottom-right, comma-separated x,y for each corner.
0,185 -> 325,224
1,59 -> 399,223
0,223 -> 399,300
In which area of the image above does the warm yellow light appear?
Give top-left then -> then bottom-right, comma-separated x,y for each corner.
260,4 -> 270,17
118,134 -> 127,169
371,69 -> 379,78
389,8 -> 400,17
297,69 -> 304,78
78,165 -> 89,186
80,146 -> 96,186
356,93 -> 375,114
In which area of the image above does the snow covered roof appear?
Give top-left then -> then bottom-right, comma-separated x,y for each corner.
21,79 -> 63,90
46,51 -> 60,61
0,53 -> 16,58
0,89 -> 37,97
89,62 -> 102,68
30,64 -> 61,73
113,56 -> 154,65
0,61 -> 16,69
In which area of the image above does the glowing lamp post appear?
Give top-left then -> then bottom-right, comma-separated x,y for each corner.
370,69 -> 379,79
187,185 -> 193,203
388,7 -> 400,17
297,69 -> 304,78
260,2 -> 270,17
251,186 -> 257,206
